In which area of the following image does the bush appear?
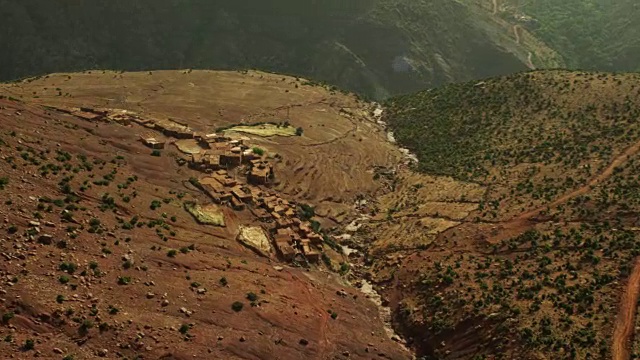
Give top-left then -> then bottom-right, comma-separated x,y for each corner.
252,147 -> 265,156
167,249 -> 178,258
23,339 -> 35,351
2,312 -> 14,323
219,277 -> 228,286
0,177 -> 8,190
295,127 -> 304,136
150,150 -> 161,157
246,292 -> 258,301
231,301 -> 244,312
179,324 -> 190,334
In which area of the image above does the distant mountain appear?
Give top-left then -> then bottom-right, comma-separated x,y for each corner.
498,0 -> 640,72
0,0 -> 559,99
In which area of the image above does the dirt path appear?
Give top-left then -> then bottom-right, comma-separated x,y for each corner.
492,0 -> 498,15
613,257 -> 640,360
518,138 -> 640,221
513,25 -> 521,44
526,52 -> 536,70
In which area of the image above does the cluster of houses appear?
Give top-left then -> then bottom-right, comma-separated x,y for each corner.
197,171 -> 323,262
61,105 -> 325,264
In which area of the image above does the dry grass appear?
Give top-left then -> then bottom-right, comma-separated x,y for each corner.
224,124 -> 298,137
184,202 -> 225,226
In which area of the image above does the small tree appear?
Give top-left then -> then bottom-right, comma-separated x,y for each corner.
231,301 -> 244,312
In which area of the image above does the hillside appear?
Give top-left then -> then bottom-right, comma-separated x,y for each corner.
357,70 -> 640,359
496,0 -> 640,72
0,71 -> 411,359
0,0 -> 557,99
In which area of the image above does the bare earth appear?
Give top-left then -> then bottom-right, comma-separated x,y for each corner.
0,72 -> 411,360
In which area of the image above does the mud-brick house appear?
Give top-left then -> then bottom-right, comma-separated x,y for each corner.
220,148 -> 242,167
140,136 -> 165,149
250,207 -> 272,222
196,133 -> 230,148
304,249 -> 320,263
248,162 -> 274,185
231,186 -> 252,203
230,196 -> 245,211
274,229 -> 297,261
202,153 -> 221,171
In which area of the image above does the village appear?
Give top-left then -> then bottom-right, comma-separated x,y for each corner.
62,106 -> 325,264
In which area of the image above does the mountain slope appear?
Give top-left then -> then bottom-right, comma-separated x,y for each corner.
498,0 -> 640,72
0,0 -> 557,99
365,70 -> 640,359
0,72 -> 411,359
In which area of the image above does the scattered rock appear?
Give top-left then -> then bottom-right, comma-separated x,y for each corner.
97,348 -> 108,357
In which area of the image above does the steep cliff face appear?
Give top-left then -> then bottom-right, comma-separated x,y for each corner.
0,0 -> 552,98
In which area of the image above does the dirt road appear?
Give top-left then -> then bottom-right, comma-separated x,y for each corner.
513,25 -> 521,44
613,257 -> 640,360
492,0 -> 498,14
518,138 -> 640,221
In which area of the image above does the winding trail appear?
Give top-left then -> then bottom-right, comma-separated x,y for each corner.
518,138 -> 640,221
492,0 -> 498,15
613,257 -> 640,360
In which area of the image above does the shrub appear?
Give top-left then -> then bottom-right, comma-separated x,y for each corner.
179,324 -> 190,334
252,147 -> 265,156
0,177 -> 8,190
117,276 -> 131,285
246,292 -> 258,302
150,200 -> 162,210
23,339 -> 35,351
231,301 -> 244,312
295,127 -> 304,136
2,312 -> 14,323
219,277 -> 228,286
167,249 -> 178,258
150,150 -> 161,157
59,262 -> 77,274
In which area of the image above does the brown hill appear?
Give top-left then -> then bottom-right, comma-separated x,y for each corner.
0,72 -> 410,359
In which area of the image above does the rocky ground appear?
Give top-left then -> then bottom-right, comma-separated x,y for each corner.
0,96 -> 411,360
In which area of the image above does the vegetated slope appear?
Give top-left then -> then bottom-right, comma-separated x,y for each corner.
374,70 -> 640,359
0,0 -> 554,99
0,96 -> 410,359
386,70 -> 640,220
499,0 -> 640,72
